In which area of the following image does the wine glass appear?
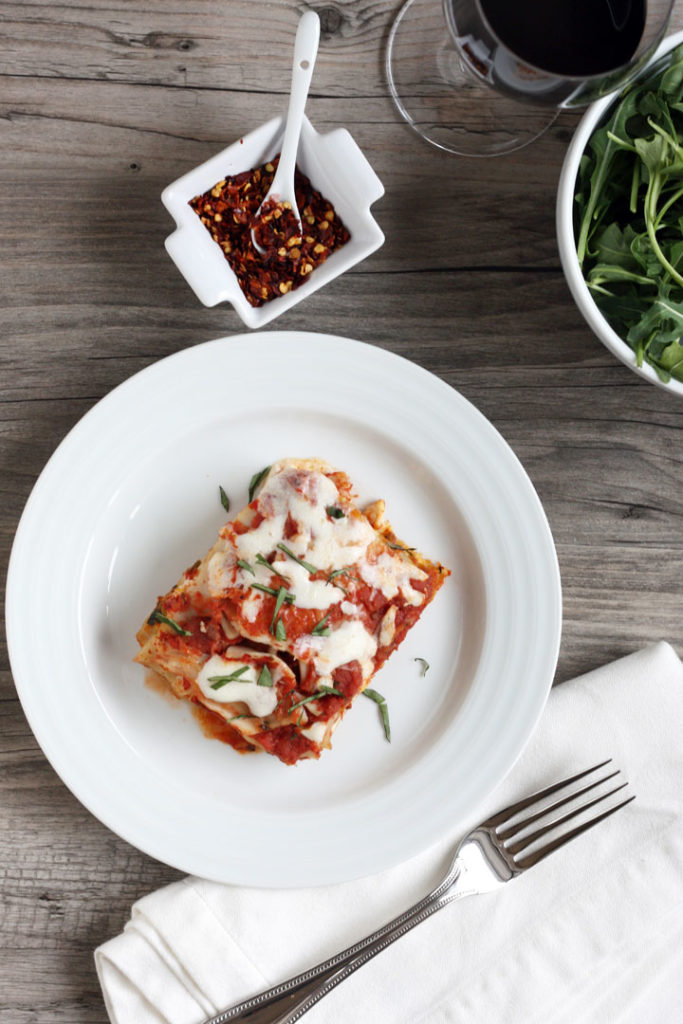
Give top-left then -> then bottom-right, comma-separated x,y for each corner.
386,0 -> 675,157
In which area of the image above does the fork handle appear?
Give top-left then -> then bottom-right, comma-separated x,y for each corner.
203,871 -> 461,1024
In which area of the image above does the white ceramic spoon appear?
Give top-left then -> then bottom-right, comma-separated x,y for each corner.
251,10 -> 320,253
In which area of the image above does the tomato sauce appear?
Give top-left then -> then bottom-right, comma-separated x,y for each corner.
192,703 -> 256,754
254,725 -> 318,765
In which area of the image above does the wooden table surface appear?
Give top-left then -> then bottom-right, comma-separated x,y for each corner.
2,1 -> 682,1020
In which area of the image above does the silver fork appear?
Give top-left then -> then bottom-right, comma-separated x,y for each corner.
204,760 -> 633,1024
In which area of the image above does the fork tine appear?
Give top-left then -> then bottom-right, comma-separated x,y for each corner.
506,782 -> 629,856
515,794 -> 635,869
482,759 -> 612,829
497,768 -> 621,841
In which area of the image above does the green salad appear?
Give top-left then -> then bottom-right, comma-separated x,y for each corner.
576,44 -> 683,384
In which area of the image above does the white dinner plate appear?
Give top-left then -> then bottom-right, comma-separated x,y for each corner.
6,332 -> 561,887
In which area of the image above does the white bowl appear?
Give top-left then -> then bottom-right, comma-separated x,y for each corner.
162,116 -> 385,328
556,30 -> 683,397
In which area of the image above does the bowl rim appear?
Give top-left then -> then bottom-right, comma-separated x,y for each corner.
161,115 -> 385,329
556,29 -> 683,397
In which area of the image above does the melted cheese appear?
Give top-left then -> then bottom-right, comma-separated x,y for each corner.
242,466 -> 376,573
240,590 -> 264,623
270,558 -> 344,609
378,605 -> 397,648
359,552 -> 428,607
302,720 -> 328,744
197,654 -> 278,716
296,619 -> 378,678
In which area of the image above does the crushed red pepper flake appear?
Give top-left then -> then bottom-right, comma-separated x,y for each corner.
189,155 -> 351,307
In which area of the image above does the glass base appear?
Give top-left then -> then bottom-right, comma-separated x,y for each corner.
386,0 -> 557,157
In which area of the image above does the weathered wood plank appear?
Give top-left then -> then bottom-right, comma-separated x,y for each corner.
2,0 -> 683,1021
1,1 -> 407,93
0,74 -> 574,276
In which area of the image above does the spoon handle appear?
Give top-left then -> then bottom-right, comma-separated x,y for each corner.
273,11 -> 320,192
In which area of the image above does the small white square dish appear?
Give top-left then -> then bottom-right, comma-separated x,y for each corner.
161,116 -> 385,328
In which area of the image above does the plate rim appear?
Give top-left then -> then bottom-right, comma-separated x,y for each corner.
6,331 -> 562,886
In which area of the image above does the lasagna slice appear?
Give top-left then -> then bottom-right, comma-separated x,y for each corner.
135,458 -> 449,765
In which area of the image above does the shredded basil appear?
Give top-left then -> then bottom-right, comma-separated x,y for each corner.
326,567 -> 350,596
257,665 -> 273,687
363,688 -> 391,742
219,485 -> 230,513
327,568 -> 350,581
277,542 -> 317,574
387,542 -> 415,553
248,465 -> 271,502
317,685 -> 343,696
148,609 -> 192,637
311,613 -> 331,637
208,665 -> 251,690
256,552 -> 288,580
326,505 -> 345,519
251,582 -> 295,602
270,586 -> 289,634
237,558 -> 255,575
275,617 -> 287,641
289,692 -> 324,711
414,657 -> 430,676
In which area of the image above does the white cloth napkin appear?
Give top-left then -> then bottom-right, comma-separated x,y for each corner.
95,642 -> 683,1024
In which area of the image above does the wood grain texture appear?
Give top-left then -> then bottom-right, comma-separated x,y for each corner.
2,0 -> 683,1020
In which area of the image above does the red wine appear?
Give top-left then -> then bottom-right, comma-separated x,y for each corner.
478,0 -> 646,78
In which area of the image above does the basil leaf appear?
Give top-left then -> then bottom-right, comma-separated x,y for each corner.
251,582 -> 295,602
219,485 -> 230,513
289,692 -> 323,711
311,613 -> 331,637
208,665 -> 251,689
326,505 -> 344,519
257,665 -> 273,687
574,43 -> 683,384
248,465 -> 271,502
256,553 -> 288,580
387,542 -> 415,552
237,558 -> 255,575
274,617 -> 287,641
270,586 -> 289,634
363,688 -> 391,742
277,542 -> 317,574
148,609 -> 192,637
327,568 -> 350,581
414,657 -> 430,676
316,685 -> 343,696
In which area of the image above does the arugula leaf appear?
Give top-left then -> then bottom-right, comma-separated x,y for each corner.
575,44 -> 683,383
